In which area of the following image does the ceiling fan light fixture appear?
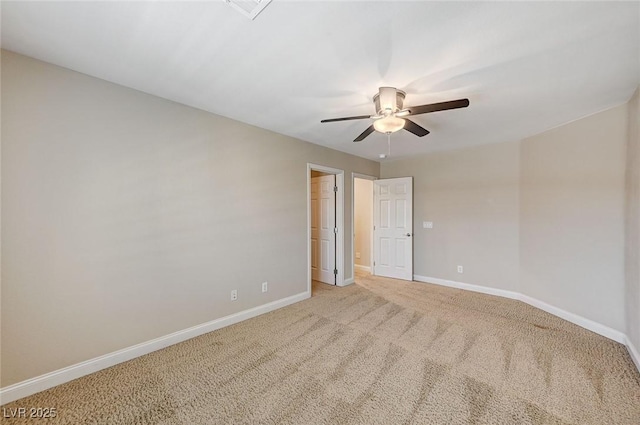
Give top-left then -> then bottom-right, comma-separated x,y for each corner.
373,116 -> 405,134
321,86 -> 469,142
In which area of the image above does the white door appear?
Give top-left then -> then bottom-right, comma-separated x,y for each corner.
311,175 -> 336,284
373,177 -> 413,280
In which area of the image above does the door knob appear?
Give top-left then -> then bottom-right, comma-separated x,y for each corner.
405,233 -> 411,237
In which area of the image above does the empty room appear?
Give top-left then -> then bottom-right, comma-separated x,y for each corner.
1,1 -> 639,424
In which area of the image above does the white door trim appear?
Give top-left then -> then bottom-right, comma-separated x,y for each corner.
350,173 -> 377,282
307,164 -> 345,290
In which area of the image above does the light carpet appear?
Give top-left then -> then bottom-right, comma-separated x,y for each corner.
2,273 -> 639,424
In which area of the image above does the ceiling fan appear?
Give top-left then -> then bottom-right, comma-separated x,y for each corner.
321,87 -> 469,142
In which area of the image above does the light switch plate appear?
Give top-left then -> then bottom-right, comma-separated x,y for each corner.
423,221 -> 433,229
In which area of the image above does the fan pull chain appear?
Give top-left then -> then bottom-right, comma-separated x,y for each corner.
387,133 -> 391,157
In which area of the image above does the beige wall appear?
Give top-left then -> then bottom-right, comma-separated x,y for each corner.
520,105 -> 627,331
381,141 -> 520,291
354,178 -> 373,269
0,50 -> 379,386
626,88 -> 640,350
381,104 -> 628,333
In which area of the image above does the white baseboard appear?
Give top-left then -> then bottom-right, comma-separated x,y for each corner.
414,275 -> 521,301
413,275 -> 629,347
0,291 -> 310,405
625,336 -> 640,372
340,277 -> 355,286
354,264 -> 371,273
517,293 -> 625,344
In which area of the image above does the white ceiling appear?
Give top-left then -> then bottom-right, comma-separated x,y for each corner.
2,1 -> 639,161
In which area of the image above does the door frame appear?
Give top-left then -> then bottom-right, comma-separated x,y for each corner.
350,173 -> 376,281
307,164 -> 345,292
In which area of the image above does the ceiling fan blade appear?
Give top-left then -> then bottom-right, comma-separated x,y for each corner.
354,125 -> 375,142
405,98 -> 469,116
403,119 -> 430,137
321,115 -> 371,123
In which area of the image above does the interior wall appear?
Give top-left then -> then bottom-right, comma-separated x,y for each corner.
625,87 -> 640,351
381,104 -> 628,333
381,141 -> 520,291
354,178 -> 373,270
519,104 -> 627,332
0,50 -> 380,387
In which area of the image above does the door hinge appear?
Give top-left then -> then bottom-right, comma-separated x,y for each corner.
334,227 -> 338,234
373,261 -> 376,266
333,186 -> 338,192
334,268 -> 338,275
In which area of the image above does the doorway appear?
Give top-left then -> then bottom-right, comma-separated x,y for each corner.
311,171 -> 336,284
353,174 -> 375,276
307,164 -> 344,293
351,175 -> 414,282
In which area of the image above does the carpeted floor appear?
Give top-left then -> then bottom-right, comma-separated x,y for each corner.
2,273 -> 639,424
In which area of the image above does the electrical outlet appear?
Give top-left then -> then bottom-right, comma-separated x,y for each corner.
231,289 -> 238,301
355,252 -> 361,259
457,265 -> 464,274
262,281 -> 268,293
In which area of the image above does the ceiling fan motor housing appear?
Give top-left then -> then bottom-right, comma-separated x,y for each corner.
374,87 -> 406,115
